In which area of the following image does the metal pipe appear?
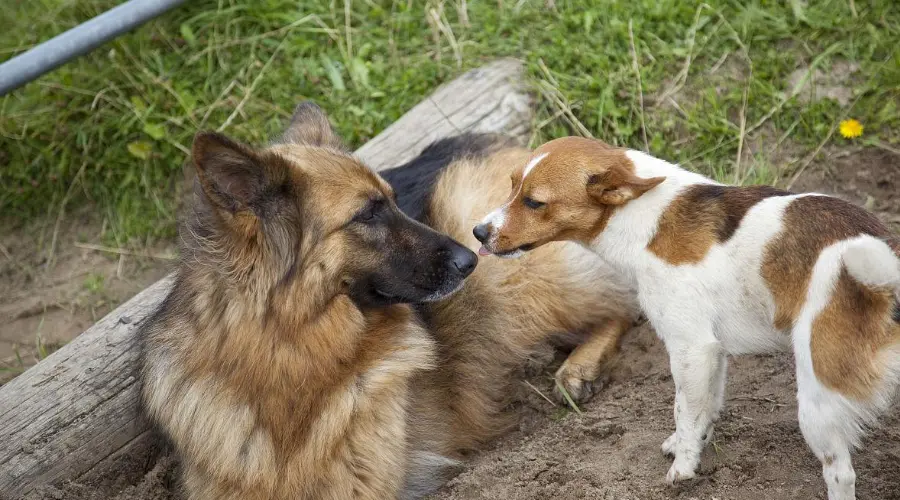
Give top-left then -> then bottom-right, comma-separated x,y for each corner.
0,0 -> 189,97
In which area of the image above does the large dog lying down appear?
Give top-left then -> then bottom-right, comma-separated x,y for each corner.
139,103 -> 638,499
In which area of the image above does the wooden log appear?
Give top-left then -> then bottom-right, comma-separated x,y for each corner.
0,58 -> 532,498
356,58 -> 532,171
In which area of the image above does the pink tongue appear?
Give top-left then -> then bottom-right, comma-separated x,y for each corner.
477,246 -> 492,256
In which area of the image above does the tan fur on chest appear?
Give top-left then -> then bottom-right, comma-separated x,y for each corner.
146,283 -> 433,500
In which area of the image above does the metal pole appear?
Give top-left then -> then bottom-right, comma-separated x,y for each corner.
0,0 -> 189,97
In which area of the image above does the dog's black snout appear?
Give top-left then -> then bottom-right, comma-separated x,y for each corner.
473,223 -> 490,244
449,245 -> 478,277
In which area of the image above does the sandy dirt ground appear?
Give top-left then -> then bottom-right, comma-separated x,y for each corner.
5,146 -> 899,500
0,209 -> 174,385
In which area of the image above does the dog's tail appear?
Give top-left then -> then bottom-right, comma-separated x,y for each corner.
841,236 -> 900,408
842,236 -> 900,299
399,451 -> 464,500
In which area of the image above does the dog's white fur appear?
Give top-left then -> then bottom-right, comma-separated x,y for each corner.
577,150 -> 900,500
522,152 -> 549,178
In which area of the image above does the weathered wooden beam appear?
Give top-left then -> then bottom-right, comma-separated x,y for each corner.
0,58 -> 532,498
356,58 -> 532,171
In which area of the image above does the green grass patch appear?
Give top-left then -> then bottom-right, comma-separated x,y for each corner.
2,0 -> 898,244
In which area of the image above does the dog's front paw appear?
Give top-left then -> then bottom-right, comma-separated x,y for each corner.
661,432 -> 677,456
665,460 -> 697,485
553,362 -> 602,404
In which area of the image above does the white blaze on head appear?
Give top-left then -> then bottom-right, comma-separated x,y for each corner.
522,152 -> 549,180
480,151 -> 547,241
482,208 -> 506,232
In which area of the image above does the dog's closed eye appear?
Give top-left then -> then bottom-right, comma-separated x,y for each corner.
523,196 -> 545,209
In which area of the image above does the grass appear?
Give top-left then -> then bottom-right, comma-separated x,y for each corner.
1,0 -> 898,245
82,272 -> 105,293
554,377 -> 584,415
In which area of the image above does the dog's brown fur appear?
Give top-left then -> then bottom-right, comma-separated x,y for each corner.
412,147 -> 638,446
140,107 -> 638,499
760,195 -> 900,398
647,185 -> 790,265
477,137 -> 663,255
761,195 -> 898,332
812,269 -> 900,399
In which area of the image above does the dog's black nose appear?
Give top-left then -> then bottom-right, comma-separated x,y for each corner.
473,223 -> 490,244
450,245 -> 478,277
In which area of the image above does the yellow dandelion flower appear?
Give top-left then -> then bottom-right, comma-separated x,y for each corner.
839,119 -> 863,139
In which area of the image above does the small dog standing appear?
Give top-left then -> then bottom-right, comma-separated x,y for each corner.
474,136 -> 900,500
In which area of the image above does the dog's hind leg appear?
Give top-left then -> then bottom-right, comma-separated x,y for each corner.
796,365 -> 859,500
553,316 -> 631,403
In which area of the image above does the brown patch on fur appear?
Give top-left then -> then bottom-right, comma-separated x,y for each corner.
811,270 -> 900,400
483,137 -> 663,255
762,195 -> 896,331
648,185 -> 791,265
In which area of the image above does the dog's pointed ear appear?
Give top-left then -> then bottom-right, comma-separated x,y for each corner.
192,132 -> 270,213
586,171 -> 665,206
281,101 -> 344,149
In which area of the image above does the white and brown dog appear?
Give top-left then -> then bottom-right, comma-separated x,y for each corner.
473,136 -> 900,500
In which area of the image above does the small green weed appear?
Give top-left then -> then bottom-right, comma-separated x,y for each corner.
83,272 -> 106,294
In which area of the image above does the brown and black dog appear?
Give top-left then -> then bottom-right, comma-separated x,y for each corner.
139,104 -> 638,499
